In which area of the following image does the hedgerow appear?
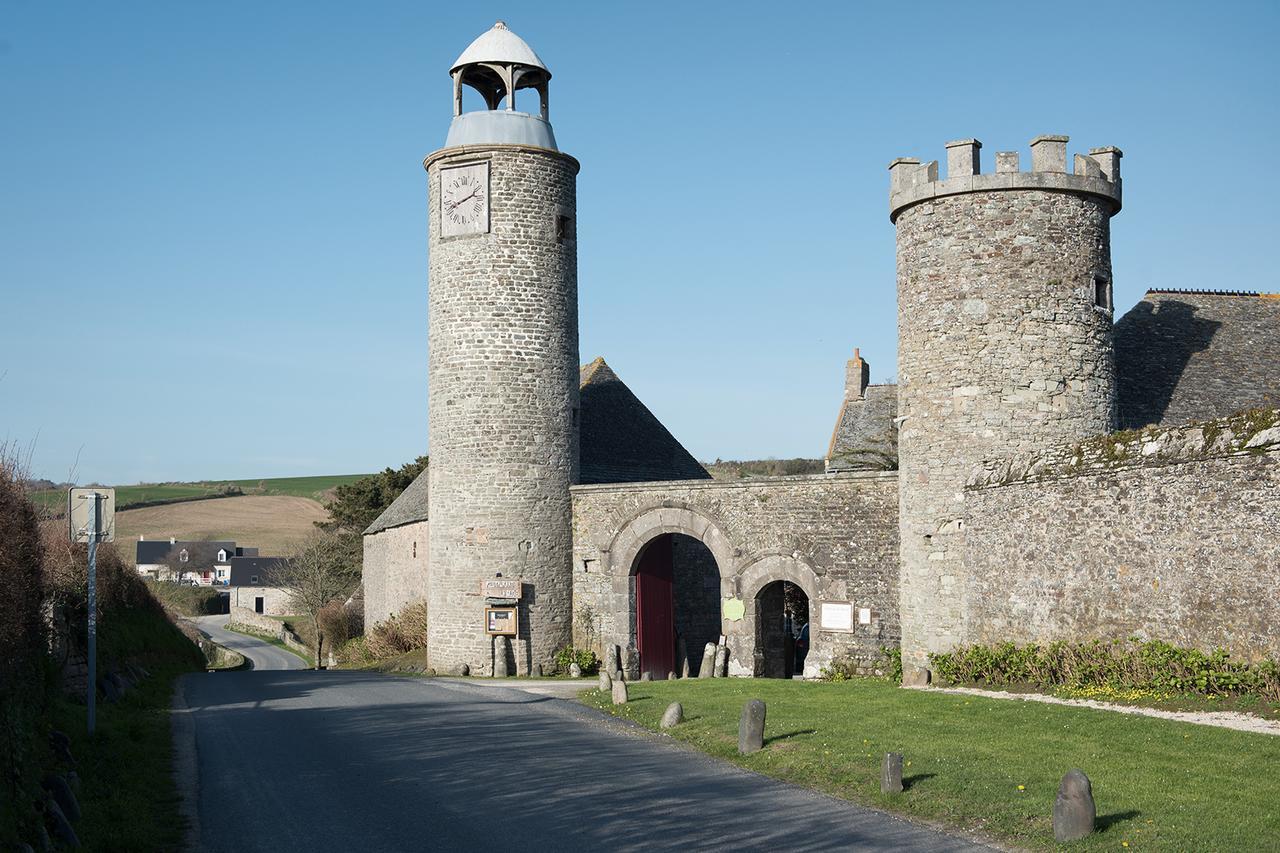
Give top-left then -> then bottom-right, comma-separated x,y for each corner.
929,638 -> 1280,701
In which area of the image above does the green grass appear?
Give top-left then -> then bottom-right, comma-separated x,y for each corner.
144,580 -> 223,617
29,473 -> 368,514
581,678 -> 1280,851
49,607 -> 206,852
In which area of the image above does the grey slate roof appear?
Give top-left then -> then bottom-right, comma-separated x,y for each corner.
364,357 -> 710,535
578,357 -> 711,485
825,384 -> 899,472
136,539 -> 236,567
1115,289 -> 1280,429
363,468 -> 431,535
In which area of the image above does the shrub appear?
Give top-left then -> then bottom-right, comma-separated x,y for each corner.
364,601 -> 429,659
929,638 -> 1280,702
317,597 -> 363,649
0,451 -> 45,679
553,645 -> 598,676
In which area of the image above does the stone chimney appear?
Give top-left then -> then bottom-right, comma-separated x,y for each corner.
845,348 -> 871,399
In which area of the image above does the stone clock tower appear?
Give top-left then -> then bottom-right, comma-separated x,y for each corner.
424,22 -> 580,676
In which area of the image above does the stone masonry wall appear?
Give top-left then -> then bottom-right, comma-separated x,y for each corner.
893,137 -> 1121,680
426,144 -> 579,676
362,520 -> 429,626
571,472 -> 899,678
963,411 -> 1280,661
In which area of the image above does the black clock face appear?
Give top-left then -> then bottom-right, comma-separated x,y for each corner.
441,163 -> 488,235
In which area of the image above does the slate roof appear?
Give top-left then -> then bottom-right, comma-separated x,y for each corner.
1115,289 -> 1280,429
228,556 -> 289,587
136,539 -> 236,567
364,358 -> 710,535
825,383 -> 899,472
364,467 -> 431,535
578,358 -> 711,485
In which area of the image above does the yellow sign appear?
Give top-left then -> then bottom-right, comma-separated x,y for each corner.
722,597 -> 745,621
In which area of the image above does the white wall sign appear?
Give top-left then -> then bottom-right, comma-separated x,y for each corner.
858,607 -> 872,625
819,601 -> 853,632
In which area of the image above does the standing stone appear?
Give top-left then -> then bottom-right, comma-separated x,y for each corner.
667,671 -> 676,681
568,661 -> 582,678
598,671 -> 612,692
41,776 -> 79,822
660,702 -> 683,729
1053,769 -> 1096,843
623,647 -> 641,681
738,699 -> 766,754
680,657 -> 690,679
493,636 -> 511,678
698,643 -> 717,679
44,798 -> 79,849
453,662 -> 470,677
640,672 -> 652,681
714,644 -> 728,677
676,636 -> 688,676
611,679 -> 628,705
881,753 -> 904,794
610,644 -> 622,675
533,663 -> 543,677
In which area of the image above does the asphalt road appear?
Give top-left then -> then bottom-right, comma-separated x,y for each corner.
177,671 -> 992,852
191,615 -> 306,671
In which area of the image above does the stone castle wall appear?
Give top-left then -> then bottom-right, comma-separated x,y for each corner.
425,144 -> 580,676
962,411 -> 1280,661
362,520 -> 429,626
892,137 -> 1122,679
571,472 -> 900,677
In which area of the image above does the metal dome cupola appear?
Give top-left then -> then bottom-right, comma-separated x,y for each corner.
445,21 -> 558,150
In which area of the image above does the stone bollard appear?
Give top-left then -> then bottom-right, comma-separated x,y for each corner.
881,753 -> 904,794
599,670 -> 613,692
611,679 -> 629,705
1053,769 -> 1096,843
493,637 -> 511,678
715,644 -> 728,677
667,671 -> 676,681
44,798 -> 79,849
699,643 -> 717,678
533,663 -> 543,677
453,662 -> 470,677
624,647 -> 641,681
680,658 -> 690,679
738,699 -> 766,754
609,644 -> 622,676
612,668 -> 623,683
568,661 -> 582,678
640,672 -> 652,681
660,702 -> 683,728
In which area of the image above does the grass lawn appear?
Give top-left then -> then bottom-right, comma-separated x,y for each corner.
49,608 -> 206,852
581,678 -> 1279,851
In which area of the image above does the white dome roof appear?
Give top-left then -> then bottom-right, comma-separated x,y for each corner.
450,21 -> 549,76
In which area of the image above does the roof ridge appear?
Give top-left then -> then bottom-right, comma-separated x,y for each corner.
1146,288 -> 1274,297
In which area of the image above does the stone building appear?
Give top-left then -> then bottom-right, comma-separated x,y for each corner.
365,22 -> 1280,681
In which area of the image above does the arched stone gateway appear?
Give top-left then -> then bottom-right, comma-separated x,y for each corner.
570,474 -> 901,680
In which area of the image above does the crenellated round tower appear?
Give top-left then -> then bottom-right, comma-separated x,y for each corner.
890,135 -> 1123,682
424,22 -> 580,676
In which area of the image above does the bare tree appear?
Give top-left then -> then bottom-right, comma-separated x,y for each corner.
277,529 -> 360,669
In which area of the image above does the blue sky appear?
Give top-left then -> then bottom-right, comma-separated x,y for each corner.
2,1 -> 1277,484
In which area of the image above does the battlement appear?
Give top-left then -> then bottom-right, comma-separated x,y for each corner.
888,135 -> 1122,222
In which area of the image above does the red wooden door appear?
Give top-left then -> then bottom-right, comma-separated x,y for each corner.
635,536 -> 675,679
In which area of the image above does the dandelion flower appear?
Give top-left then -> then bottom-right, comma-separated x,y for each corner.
1017,785 -> 1025,791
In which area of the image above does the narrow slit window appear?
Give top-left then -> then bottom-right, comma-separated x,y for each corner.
556,214 -> 574,243
1093,275 -> 1112,311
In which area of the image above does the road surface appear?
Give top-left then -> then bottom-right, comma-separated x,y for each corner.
176,671 -> 991,852
191,615 -> 306,671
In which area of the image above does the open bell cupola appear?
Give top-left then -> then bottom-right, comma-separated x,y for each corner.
444,21 -> 558,151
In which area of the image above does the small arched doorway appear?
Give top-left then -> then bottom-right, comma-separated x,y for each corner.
632,533 -> 720,679
754,580 -> 810,678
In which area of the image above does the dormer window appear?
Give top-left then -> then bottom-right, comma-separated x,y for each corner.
251,575 -> 259,585
217,549 -> 227,562
179,549 -> 189,563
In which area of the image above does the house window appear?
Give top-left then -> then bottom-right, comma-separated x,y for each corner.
179,549 -> 189,563
251,575 -> 259,585
217,549 -> 227,562
1093,275 -> 1112,312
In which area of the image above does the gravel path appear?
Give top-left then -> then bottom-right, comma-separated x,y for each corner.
910,684 -> 1280,736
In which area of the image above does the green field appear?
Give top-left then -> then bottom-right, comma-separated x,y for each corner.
583,678 -> 1280,851
29,473 -> 368,514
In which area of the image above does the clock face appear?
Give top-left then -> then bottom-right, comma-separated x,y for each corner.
440,162 -> 489,237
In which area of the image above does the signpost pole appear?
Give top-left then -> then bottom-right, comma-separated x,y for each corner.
86,492 -> 98,735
